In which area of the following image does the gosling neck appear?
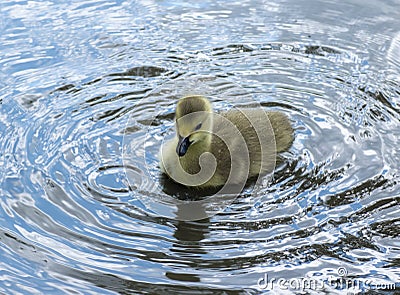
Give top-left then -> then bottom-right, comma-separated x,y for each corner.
179,133 -> 212,174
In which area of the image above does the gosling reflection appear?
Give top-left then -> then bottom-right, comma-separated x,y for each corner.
166,204 -> 210,284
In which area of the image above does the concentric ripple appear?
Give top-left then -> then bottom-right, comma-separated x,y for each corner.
1,0 -> 400,294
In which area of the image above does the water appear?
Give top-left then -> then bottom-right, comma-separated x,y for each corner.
1,0 -> 400,293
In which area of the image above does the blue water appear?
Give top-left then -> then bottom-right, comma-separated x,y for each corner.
1,0 -> 400,294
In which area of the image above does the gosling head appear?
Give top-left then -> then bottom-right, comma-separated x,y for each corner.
174,96 -> 213,157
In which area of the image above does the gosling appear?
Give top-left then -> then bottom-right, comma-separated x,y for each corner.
159,95 -> 293,188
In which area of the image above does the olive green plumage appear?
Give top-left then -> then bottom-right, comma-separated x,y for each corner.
160,95 -> 293,188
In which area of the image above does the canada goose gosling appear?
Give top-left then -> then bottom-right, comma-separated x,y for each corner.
160,95 -> 293,188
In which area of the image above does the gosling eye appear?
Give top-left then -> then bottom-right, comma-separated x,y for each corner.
194,122 -> 202,131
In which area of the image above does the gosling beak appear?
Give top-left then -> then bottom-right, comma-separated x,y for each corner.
176,136 -> 192,157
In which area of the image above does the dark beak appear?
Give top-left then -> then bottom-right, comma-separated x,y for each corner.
176,136 -> 192,157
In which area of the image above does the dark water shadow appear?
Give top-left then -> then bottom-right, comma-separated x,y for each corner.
166,208 -> 211,284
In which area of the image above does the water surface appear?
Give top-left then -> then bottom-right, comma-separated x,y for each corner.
0,0 -> 399,294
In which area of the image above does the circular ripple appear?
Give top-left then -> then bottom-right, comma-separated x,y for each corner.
121,75 -> 280,221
